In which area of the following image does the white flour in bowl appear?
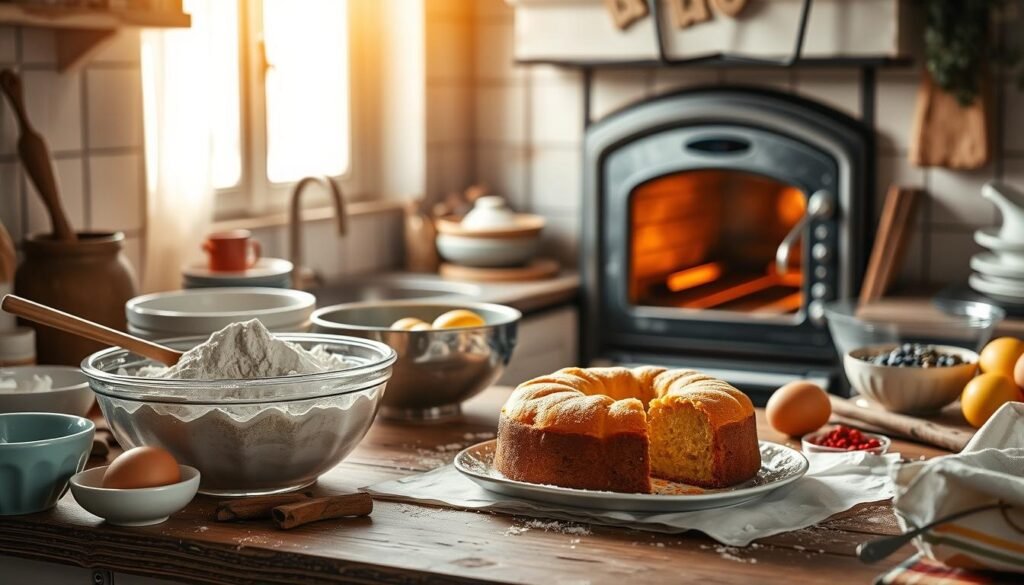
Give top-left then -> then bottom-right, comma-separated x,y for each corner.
102,319 -> 384,494
137,319 -> 348,380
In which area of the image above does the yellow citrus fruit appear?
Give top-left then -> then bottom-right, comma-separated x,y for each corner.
410,322 -> 432,331
432,309 -> 486,329
978,337 -> 1024,377
1013,353 -> 1024,388
391,317 -> 428,331
961,373 -> 1022,428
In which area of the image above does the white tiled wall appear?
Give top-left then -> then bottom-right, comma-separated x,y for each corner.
454,0 -> 1024,290
0,27 -> 147,275
0,26 -> 403,289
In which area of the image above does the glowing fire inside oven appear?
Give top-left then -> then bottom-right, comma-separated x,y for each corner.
629,170 -> 807,315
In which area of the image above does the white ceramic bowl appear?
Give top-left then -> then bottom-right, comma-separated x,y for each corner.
843,344 -> 978,414
71,464 -> 200,526
436,233 -> 539,267
126,287 -> 315,340
802,427 -> 891,455
0,366 -> 93,416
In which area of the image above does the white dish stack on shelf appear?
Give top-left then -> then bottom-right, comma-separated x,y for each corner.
182,258 -> 294,289
969,182 -> 1024,302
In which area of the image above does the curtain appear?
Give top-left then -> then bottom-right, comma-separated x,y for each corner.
139,2 -> 217,293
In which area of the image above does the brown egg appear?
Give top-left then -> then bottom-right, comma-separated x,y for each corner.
766,381 -> 831,437
102,446 -> 181,489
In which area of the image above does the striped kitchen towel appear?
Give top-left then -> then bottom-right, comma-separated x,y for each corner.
891,403 -> 1024,573
876,554 -> 1017,585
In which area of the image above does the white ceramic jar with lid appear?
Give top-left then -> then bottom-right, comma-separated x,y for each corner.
461,196 -> 518,229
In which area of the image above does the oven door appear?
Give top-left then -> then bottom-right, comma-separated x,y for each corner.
600,125 -> 846,361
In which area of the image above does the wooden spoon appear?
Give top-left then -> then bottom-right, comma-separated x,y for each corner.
0,69 -> 77,242
1,294 -> 183,366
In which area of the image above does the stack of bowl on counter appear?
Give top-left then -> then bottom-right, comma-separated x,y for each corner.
968,182 -> 1024,303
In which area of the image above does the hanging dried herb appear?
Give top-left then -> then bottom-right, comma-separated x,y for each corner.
924,0 -> 1020,105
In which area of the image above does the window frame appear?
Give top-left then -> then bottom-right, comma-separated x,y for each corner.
214,0 -> 363,220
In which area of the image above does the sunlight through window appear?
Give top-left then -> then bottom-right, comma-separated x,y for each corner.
262,0 -> 350,184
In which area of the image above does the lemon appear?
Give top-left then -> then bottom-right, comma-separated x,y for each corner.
978,337 -> 1024,377
961,373 -> 1022,428
432,309 -> 485,329
391,317 -> 428,331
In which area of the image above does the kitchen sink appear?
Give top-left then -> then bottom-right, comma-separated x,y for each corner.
308,276 -> 483,306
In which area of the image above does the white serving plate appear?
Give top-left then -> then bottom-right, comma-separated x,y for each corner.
454,439 -> 807,512
970,252 -> 1024,280
183,257 -> 294,280
969,273 -> 1024,301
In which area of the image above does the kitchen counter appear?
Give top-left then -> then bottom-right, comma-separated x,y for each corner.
0,386 -> 945,585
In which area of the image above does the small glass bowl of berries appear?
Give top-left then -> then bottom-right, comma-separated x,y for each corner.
801,425 -> 891,455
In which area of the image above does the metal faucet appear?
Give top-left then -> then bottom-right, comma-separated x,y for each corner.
289,176 -> 347,290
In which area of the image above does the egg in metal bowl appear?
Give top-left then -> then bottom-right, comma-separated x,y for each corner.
843,344 -> 978,414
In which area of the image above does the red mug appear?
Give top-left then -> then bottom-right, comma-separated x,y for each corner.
202,230 -> 261,272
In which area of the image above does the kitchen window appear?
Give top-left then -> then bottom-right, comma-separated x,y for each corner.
201,0 -> 355,219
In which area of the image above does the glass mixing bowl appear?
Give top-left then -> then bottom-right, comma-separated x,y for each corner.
81,333 -> 396,496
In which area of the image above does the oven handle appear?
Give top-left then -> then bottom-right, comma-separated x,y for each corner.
775,190 -> 833,276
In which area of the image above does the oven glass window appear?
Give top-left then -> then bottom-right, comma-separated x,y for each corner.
629,170 -> 806,317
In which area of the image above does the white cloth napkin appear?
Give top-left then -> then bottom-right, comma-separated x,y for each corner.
365,450 -> 899,546
892,402 -> 1024,573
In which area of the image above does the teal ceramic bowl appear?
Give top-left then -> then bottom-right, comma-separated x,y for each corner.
0,412 -> 95,515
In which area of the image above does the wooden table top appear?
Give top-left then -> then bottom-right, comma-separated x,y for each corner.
0,386 -> 946,585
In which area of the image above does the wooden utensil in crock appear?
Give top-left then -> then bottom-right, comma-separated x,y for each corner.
15,231 -> 139,365
0,69 -> 76,242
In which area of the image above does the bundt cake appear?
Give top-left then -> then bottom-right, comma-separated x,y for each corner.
495,366 -> 761,493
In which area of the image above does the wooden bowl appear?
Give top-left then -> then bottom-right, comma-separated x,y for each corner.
434,214 -> 544,238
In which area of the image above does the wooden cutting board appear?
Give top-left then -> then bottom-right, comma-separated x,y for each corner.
439,259 -> 560,282
829,395 -> 975,452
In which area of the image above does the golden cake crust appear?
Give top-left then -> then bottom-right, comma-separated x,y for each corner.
496,366 -> 761,493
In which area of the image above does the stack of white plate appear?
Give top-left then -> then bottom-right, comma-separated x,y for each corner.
183,258 -> 293,289
969,228 -> 1024,302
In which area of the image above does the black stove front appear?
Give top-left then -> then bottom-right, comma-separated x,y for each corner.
581,87 -> 873,401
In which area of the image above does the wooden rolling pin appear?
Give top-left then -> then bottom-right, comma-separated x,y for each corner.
829,395 -> 973,453
0,69 -> 76,242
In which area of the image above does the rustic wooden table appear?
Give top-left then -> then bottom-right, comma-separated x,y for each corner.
0,386 -> 946,585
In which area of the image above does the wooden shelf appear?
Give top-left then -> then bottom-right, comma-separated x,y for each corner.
0,3 -> 191,71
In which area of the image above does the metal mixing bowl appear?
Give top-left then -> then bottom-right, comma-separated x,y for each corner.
311,301 -> 520,422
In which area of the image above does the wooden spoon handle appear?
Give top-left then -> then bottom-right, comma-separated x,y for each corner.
1,294 -> 183,366
0,69 -> 77,242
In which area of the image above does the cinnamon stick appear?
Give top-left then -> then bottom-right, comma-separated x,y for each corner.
271,493 -> 373,530
215,493 -> 313,521
829,396 -> 973,452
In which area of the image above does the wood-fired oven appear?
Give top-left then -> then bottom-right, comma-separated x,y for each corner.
582,87 -> 872,400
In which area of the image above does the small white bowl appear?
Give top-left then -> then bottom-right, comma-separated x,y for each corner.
70,465 -> 200,526
436,233 -> 539,267
126,287 -> 315,340
802,427 -> 891,455
0,366 -> 93,416
843,344 -> 978,414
